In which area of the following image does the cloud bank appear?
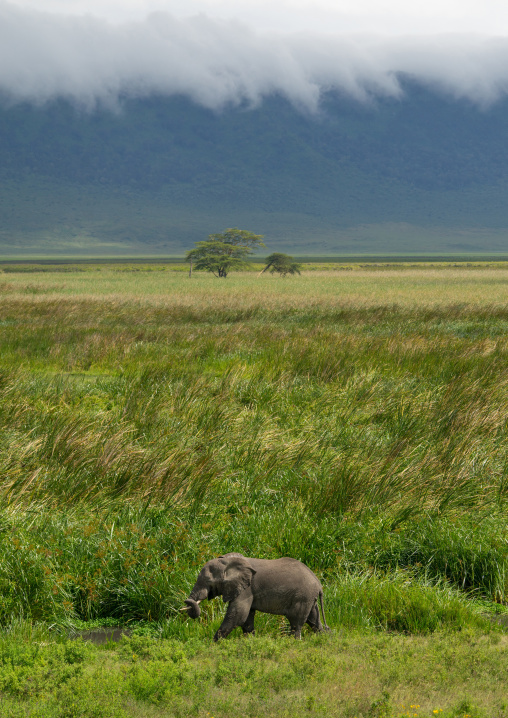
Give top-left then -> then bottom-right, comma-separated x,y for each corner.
2,1 -> 508,111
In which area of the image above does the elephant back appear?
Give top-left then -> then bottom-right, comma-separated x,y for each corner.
248,557 -> 322,596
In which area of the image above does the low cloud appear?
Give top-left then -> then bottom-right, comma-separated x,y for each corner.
1,1 -> 508,110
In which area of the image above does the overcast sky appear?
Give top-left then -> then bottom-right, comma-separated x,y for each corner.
7,0 -> 508,35
2,0 -> 508,110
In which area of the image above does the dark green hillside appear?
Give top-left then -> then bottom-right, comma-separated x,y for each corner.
1,84 -> 508,255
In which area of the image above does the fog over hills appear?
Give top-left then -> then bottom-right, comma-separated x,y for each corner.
1,1 -> 508,255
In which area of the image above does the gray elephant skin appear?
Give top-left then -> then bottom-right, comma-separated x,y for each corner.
182,552 -> 330,640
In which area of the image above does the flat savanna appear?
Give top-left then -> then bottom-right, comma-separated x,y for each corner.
0,264 -> 507,718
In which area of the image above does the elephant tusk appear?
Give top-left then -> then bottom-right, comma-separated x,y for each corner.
180,599 -> 201,611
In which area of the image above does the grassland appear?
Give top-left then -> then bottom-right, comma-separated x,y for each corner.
0,265 -> 508,717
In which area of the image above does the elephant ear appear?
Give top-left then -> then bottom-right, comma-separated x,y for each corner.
220,555 -> 255,602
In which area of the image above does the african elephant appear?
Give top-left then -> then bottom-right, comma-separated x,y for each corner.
181,552 -> 330,640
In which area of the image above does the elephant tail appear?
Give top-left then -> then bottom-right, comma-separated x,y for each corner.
319,590 -> 331,632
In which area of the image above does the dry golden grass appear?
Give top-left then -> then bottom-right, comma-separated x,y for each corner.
3,266 -> 508,308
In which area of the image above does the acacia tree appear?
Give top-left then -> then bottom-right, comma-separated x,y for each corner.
261,252 -> 302,277
186,228 -> 265,278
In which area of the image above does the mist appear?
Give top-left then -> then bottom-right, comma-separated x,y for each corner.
2,1 -> 508,110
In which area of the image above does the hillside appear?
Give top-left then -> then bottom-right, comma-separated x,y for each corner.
1,82 -> 508,255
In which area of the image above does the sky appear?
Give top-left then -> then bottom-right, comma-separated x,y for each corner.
2,0 -> 508,110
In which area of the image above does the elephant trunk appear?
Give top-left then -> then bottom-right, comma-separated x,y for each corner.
182,597 -> 201,619
181,582 -> 208,619
189,583 -> 208,603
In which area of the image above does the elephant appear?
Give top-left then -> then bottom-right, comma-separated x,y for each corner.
181,552 -> 330,640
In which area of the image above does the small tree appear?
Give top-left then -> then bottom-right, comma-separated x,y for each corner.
186,228 -> 265,278
261,252 -> 302,277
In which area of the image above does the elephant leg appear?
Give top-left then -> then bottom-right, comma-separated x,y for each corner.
306,601 -> 323,633
288,620 -> 303,639
287,601 -> 313,639
213,597 -> 253,642
241,608 -> 256,635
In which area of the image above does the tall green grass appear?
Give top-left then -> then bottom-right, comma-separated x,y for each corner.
0,504 -> 505,625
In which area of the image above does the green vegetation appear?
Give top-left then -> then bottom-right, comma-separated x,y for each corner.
0,627 -> 507,718
0,265 -> 507,716
186,228 -> 265,277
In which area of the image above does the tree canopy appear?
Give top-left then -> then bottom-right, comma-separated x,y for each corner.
261,252 -> 302,277
186,228 -> 265,277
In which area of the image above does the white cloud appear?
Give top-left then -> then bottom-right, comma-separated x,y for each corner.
1,1 -> 508,110
7,0 -> 508,35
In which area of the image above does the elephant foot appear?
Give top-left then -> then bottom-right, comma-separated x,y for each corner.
313,625 -> 331,633
213,628 -> 230,641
